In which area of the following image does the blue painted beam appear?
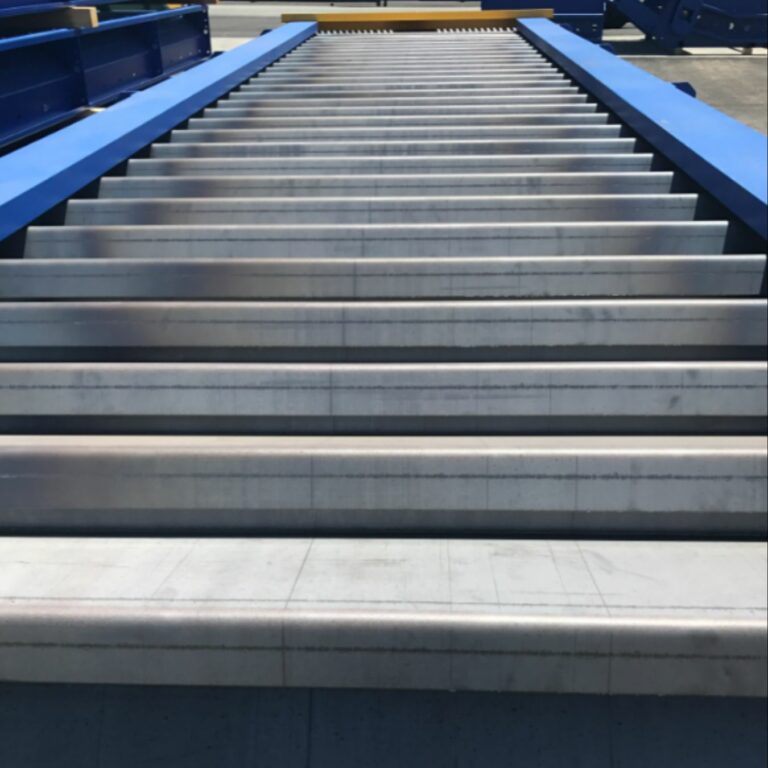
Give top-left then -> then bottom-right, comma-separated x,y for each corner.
0,6 -> 212,149
0,7 -> 204,51
481,0 -> 603,41
519,17 -> 768,241
0,0 -> 167,16
0,21 -> 317,243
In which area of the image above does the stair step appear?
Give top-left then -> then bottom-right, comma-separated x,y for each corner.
0,362 -> 764,434
210,101 -> 595,117
64,195 -> 697,226
171,125 -> 622,142
2,300 -> 762,358
238,78 -> 570,92
283,53 -> 548,63
137,153 -> 652,175
282,54 -> 548,64
198,112 -> 607,127
225,93 -> 589,107
0,535 -> 763,695
105,172 -> 671,198
2,256 -> 763,300
22,222 -> 728,259
157,138 -> 636,157
0,435 -> 764,535
268,62 -> 553,73
227,89 -> 580,105
254,69 -> 559,82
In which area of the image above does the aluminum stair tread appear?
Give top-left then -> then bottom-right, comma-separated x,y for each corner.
170,126 -> 623,142
197,113 -> 608,127
159,139 -> 634,157
0,536 -> 764,695
63,194 -> 698,225
103,172 -> 672,197
206,102 -> 596,116
136,154 -> 653,173
22,222 -> 728,259
2,299 -> 763,348
1,256 -> 764,299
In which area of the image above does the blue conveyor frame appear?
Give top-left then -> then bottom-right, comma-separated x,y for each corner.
519,17 -> 768,242
0,5 -> 212,149
0,18 -> 766,247
0,21 -> 317,243
608,0 -> 767,50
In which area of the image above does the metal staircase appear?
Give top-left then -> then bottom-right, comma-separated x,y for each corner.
0,28 -> 765,715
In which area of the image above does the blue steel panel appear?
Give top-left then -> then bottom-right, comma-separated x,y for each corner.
155,8 -> 210,74
0,34 -> 86,146
0,7 -> 210,148
482,0 -> 602,11
0,0 -> 153,14
0,22 -> 317,242
481,0 -> 604,41
0,26 -> 72,50
79,9 -> 210,103
550,13 -> 604,41
610,0 -> 767,49
519,18 -> 768,241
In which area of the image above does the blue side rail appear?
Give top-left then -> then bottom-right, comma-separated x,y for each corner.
0,21 -> 318,243
519,17 -> 768,242
0,6 -> 214,149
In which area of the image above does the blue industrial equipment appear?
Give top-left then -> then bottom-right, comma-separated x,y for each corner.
606,0 -> 767,50
0,21 -> 317,241
1,0 -> 129,10
2,16 -> 765,244
482,0 -> 605,41
518,17 -> 768,240
0,20 -> 765,760
0,4 -> 212,149
0,0 -> 110,19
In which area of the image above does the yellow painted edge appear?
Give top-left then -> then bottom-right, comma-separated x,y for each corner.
283,10 -> 553,23
316,20 -> 545,32
282,10 -> 553,31
0,5 -> 98,31
70,6 -> 98,27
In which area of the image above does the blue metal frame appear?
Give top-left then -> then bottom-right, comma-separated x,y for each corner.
608,0 -> 767,50
0,6 -> 211,149
0,21 -> 317,243
519,17 -> 768,241
0,0 -> 155,16
481,0 -> 604,41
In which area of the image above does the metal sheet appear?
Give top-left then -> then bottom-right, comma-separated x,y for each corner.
0,300 -> 762,354
2,256 -> 762,300
198,111 -> 606,127
0,435 -> 765,535
135,154 -> 652,175
228,87 -> 581,101
239,78 -> 570,91
102,171 -> 672,198
64,194 -> 697,226
0,536 -> 764,695
224,93 -> 587,107
211,98 -> 595,114
22,222 -> 727,259
168,125 -> 622,142
154,138 -> 637,157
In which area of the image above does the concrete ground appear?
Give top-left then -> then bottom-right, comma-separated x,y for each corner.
208,2 -> 768,132
605,27 -> 768,132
